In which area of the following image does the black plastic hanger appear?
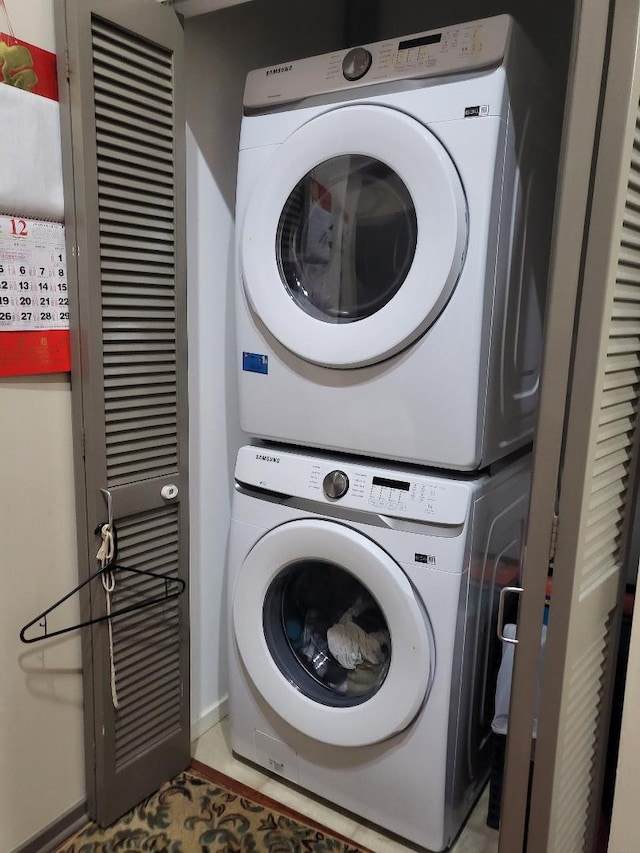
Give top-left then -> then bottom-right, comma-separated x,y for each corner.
19,509 -> 186,644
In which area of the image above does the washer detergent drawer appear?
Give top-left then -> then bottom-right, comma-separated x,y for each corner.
232,518 -> 433,747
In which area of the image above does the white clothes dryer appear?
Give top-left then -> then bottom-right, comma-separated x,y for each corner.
227,444 -> 531,850
235,14 -> 557,471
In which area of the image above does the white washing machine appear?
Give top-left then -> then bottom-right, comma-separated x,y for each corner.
235,14 -> 557,471
227,444 -> 531,850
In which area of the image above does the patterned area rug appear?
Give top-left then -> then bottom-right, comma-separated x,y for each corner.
57,760 -> 371,852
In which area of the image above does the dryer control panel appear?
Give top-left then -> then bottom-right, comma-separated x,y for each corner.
244,14 -> 511,109
235,446 -> 473,526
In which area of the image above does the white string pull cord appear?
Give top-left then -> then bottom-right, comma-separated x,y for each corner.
96,524 -> 119,709
0,1 -> 17,41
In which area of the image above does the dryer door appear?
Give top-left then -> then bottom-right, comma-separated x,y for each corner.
232,518 -> 433,747
240,105 -> 467,368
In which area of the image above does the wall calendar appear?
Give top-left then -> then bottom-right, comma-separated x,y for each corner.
0,215 -> 70,375
0,216 -> 68,329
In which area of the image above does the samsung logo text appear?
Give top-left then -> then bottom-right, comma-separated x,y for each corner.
266,65 -> 293,77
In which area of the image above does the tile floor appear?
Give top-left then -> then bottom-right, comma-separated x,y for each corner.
192,716 -> 500,853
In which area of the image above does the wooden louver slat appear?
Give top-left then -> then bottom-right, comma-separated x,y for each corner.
92,13 -> 178,481
577,109 -> 640,601
553,614 -> 614,850
91,15 -> 183,764
110,506 -> 182,771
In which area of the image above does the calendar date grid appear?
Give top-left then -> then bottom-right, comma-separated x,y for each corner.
0,244 -> 69,331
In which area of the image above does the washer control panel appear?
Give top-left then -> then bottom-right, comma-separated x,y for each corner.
245,14 -> 510,109
236,446 -> 472,525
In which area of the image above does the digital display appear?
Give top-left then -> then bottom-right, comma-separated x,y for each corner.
372,476 -> 410,492
398,33 -> 442,50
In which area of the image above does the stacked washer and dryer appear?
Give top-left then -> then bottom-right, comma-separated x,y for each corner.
226,14 -> 555,851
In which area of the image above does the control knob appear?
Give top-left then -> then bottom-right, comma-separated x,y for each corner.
342,47 -> 372,81
323,470 -> 349,500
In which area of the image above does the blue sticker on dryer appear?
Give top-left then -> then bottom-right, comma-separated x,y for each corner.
243,352 -> 268,374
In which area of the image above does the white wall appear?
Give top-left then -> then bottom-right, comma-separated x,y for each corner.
0,380 -> 84,850
185,0 -> 345,732
0,1 -> 55,49
0,4 -> 85,849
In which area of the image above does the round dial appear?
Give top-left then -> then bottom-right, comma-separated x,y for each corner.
323,470 -> 350,500
342,47 -> 373,81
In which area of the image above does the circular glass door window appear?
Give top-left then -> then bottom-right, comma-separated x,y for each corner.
263,559 -> 391,707
276,155 -> 418,323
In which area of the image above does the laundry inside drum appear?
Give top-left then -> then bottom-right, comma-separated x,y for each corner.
263,560 -> 391,707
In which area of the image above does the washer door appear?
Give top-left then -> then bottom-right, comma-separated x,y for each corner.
241,104 -> 467,368
232,518 -> 433,747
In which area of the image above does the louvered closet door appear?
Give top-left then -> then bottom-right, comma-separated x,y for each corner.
55,0 -> 188,825
500,1 -> 640,851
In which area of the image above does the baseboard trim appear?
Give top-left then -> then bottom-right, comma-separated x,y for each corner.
191,696 -> 229,742
13,800 -> 87,853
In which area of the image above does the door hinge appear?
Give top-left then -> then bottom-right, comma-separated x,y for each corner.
549,512 -> 559,563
